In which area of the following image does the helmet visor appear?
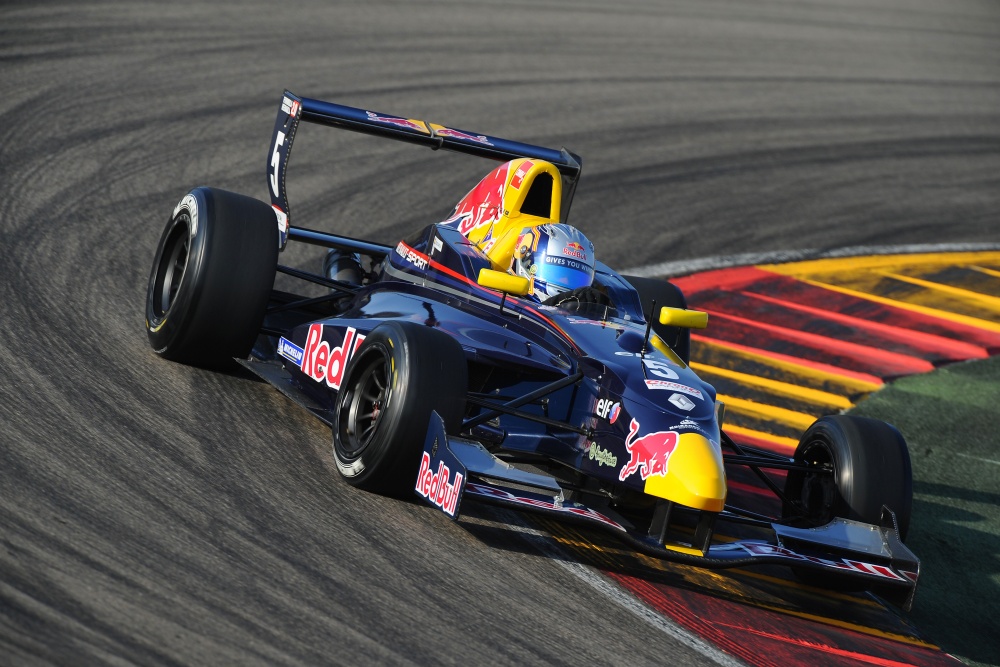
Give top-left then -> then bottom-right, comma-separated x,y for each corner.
536,255 -> 594,292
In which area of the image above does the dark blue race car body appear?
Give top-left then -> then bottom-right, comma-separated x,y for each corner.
147,91 -> 922,611
270,221 -> 718,488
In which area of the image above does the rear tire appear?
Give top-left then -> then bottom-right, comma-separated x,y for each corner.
333,321 -> 467,496
623,275 -> 690,363
783,415 -> 913,589
145,187 -> 278,367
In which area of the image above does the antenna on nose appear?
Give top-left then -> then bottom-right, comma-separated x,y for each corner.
641,299 -> 656,358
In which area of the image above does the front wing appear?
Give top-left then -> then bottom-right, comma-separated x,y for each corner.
418,412 -> 920,611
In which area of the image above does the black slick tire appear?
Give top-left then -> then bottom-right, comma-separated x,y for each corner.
333,321 -> 467,496
783,414 -> 913,589
145,187 -> 278,367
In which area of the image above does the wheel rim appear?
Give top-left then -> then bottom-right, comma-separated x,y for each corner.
338,350 -> 391,459
152,215 -> 190,318
794,440 -> 837,525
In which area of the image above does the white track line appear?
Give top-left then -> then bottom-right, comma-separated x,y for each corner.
956,452 -> 1000,466
621,242 -> 1000,278
494,509 -> 746,667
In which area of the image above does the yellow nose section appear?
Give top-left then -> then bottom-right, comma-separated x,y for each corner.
643,432 -> 727,512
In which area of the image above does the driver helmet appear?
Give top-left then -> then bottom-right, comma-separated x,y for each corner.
511,223 -> 596,303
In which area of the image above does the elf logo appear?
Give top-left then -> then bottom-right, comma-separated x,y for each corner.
596,398 -> 621,424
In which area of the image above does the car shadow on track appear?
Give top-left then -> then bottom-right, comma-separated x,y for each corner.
452,502 -> 929,645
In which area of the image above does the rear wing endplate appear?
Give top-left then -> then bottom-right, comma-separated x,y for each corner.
267,90 -> 583,248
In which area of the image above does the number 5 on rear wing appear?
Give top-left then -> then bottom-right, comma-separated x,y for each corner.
267,90 -> 583,249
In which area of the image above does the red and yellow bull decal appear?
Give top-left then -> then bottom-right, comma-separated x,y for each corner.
365,111 -> 430,134
618,418 -> 727,512
619,419 -> 679,482
443,158 -> 563,270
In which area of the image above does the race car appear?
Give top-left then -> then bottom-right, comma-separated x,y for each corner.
145,91 -> 920,610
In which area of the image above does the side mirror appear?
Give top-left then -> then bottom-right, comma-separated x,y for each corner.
659,306 -> 708,329
478,269 -> 530,296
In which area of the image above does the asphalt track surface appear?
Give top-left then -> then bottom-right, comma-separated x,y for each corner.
1,1 -> 998,665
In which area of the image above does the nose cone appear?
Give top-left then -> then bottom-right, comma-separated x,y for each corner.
644,432 -> 726,512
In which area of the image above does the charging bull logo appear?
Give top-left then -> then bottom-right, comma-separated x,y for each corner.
366,111 -> 428,133
433,126 -> 494,146
447,162 -> 510,236
618,419 -> 679,482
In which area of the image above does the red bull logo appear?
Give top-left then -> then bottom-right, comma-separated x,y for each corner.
300,325 -> 366,390
449,162 -> 510,235
618,418 -> 679,482
434,126 -> 494,146
415,451 -> 463,517
366,111 -> 428,133
563,242 -> 587,260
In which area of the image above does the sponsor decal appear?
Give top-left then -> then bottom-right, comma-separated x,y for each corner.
415,451 -> 463,517
563,242 -> 587,260
668,393 -> 696,411
619,418 -> 679,482
280,96 -> 300,119
510,160 -> 533,189
277,337 -> 304,365
395,241 -> 429,270
643,358 -> 679,380
670,418 -> 710,436
735,543 -> 906,581
366,111 -> 427,133
269,130 -> 286,197
300,324 -> 366,390
644,379 -> 703,399
446,163 -> 509,236
465,483 -> 625,532
543,254 -> 589,272
272,205 -> 288,235
588,442 -> 618,468
432,237 -> 443,255
595,398 -> 620,424
173,194 -> 199,235
433,125 -> 494,146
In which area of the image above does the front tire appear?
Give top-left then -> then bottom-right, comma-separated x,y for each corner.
333,321 -> 467,496
783,415 -> 913,590
145,187 -> 278,367
783,415 -> 913,538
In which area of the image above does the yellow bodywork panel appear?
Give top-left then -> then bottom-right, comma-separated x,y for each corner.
648,334 -> 686,367
643,432 -> 727,512
477,269 -> 530,295
662,542 -> 707,557
458,158 -> 563,271
660,307 -> 709,329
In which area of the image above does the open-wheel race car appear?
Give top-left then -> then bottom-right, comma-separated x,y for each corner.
145,91 -> 920,610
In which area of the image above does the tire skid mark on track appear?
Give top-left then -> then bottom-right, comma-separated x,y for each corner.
3,0 -> 999,664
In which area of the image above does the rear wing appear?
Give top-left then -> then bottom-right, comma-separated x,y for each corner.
267,90 -> 583,248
